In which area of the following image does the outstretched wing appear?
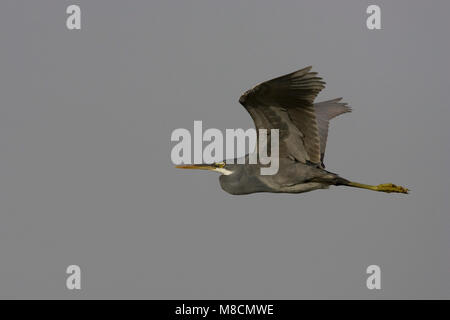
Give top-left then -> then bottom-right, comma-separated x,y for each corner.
314,98 -> 351,166
239,66 -> 325,164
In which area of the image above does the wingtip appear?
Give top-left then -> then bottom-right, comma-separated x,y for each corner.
292,66 -> 313,77
336,98 -> 352,113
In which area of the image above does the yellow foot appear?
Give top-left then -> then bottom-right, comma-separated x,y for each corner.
375,183 -> 409,194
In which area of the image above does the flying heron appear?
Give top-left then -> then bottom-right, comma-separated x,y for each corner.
176,66 -> 409,195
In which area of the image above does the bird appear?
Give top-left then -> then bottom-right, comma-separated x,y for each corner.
176,66 -> 409,195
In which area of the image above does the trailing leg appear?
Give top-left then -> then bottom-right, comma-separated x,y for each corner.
312,175 -> 409,194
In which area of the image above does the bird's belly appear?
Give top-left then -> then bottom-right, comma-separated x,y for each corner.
257,162 -> 330,193
277,182 -> 329,193
219,162 -> 330,195
259,174 -> 328,194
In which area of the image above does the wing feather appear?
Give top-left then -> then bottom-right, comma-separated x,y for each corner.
314,98 -> 352,166
239,66 -> 325,164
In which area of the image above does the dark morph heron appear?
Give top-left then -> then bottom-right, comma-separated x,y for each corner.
176,66 -> 409,195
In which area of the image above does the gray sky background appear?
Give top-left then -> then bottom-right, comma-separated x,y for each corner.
0,0 -> 449,299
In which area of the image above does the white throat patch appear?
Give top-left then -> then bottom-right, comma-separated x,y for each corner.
214,168 -> 233,175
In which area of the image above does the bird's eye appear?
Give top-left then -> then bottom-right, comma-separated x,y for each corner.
215,162 -> 225,168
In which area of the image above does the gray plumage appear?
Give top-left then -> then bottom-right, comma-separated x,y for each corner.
177,66 -> 409,195
314,98 -> 351,166
219,159 -> 338,195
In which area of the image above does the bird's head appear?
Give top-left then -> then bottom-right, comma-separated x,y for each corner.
175,161 -> 235,175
